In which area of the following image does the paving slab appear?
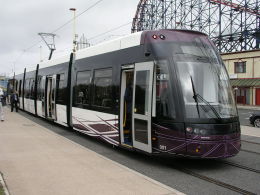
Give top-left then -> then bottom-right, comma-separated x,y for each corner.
241,125 -> 260,138
237,105 -> 260,111
0,108 -> 182,195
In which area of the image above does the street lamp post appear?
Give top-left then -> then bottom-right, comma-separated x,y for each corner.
70,8 -> 77,52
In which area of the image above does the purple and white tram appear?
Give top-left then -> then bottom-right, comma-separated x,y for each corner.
11,29 -> 241,158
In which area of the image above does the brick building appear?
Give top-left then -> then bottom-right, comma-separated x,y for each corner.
222,49 -> 260,105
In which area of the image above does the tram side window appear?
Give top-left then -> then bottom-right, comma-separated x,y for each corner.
37,76 -> 42,101
155,60 -> 176,120
40,76 -> 45,101
74,71 -> 91,106
93,68 -> 112,108
15,80 -> 18,92
18,80 -> 22,96
20,80 -> 24,97
30,78 -> 35,100
24,79 -> 30,99
56,74 -> 66,105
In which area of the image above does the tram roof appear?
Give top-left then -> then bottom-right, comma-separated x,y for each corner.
16,31 -> 143,75
16,29 -> 207,76
39,31 -> 143,68
76,31 -> 143,60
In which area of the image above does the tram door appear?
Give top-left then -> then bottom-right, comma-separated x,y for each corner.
120,65 -> 134,146
132,62 -> 154,153
41,76 -> 46,117
46,75 -> 57,120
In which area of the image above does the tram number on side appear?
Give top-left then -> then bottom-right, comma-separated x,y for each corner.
159,145 -> 167,151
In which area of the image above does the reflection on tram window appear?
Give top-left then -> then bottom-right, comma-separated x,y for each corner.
93,68 -> 112,108
155,60 -> 176,120
37,76 -> 41,100
30,78 -> 35,99
56,74 -> 66,105
74,71 -> 91,106
24,79 -> 31,99
15,80 -> 18,92
175,40 -> 236,119
134,70 -> 150,115
18,80 -> 22,96
134,119 -> 148,144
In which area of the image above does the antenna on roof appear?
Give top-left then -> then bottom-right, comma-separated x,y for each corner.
38,33 -> 56,60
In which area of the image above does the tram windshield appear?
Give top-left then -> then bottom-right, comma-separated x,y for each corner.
155,60 -> 176,121
151,35 -> 237,120
174,38 -> 237,119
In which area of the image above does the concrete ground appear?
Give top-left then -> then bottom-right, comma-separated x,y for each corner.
0,107 -> 182,195
241,125 -> 260,138
237,104 -> 260,111
0,106 -> 259,195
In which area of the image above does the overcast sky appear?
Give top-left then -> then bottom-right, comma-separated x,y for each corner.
0,0 -> 140,76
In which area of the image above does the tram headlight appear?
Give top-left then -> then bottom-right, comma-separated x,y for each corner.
152,34 -> 158,39
159,34 -> 166,40
199,129 -> 207,135
186,127 -> 193,133
187,126 -> 210,135
194,128 -> 200,134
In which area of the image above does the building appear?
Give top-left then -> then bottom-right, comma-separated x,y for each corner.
0,76 -> 8,91
221,49 -> 260,105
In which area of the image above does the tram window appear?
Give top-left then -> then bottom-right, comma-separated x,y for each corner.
74,71 -> 91,106
56,74 -> 66,105
20,80 -> 23,97
135,70 -> 150,115
30,79 -> 35,99
40,76 -> 45,101
155,60 -> 176,120
15,80 -> 18,92
37,76 -> 42,101
18,80 -> 22,96
93,68 -> 112,108
24,79 -> 30,99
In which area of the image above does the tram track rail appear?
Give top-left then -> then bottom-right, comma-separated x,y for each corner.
241,149 -> 260,156
219,160 -> 260,174
241,140 -> 260,155
172,164 -> 257,195
241,140 -> 260,146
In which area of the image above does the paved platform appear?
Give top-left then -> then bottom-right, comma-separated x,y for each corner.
0,108 -> 182,195
237,104 -> 260,111
241,125 -> 260,138
0,107 -> 259,195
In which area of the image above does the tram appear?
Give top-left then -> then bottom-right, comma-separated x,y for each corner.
10,29 -> 241,158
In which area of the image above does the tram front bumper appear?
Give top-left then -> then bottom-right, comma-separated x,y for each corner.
186,134 -> 241,158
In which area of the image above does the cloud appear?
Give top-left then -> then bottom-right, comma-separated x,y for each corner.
0,0 -> 140,75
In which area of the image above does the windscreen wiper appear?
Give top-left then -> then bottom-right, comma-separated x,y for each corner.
190,76 -> 200,118
190,76 -> 221,119
196,93 -> 221,119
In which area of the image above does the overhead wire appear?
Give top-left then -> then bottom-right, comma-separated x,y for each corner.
55,22 -> 132,54
13,0 -> 105,64
51,0 -> 104,34
88,21 -> 132,40
13,0 -> 135,69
